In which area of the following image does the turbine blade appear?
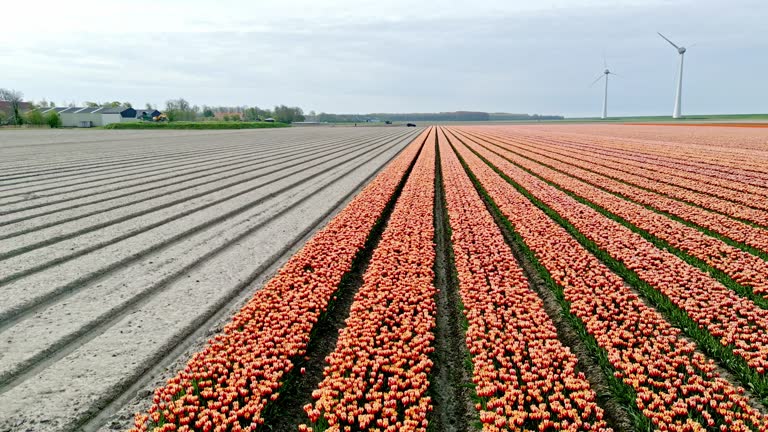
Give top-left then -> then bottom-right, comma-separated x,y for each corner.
590,74 -> 604,87
657,32 -> 680,49
609,71 -> 620,77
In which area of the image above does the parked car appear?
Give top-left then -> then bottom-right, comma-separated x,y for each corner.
406,123 -> 416,127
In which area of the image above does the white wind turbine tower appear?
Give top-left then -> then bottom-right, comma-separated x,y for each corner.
658,32 -> 688,119
591,58 -> 618,119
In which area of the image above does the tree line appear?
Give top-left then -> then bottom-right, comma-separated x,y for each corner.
2,87 -> 565,128
0,89 -> 306,126
166,99 -> 305,124
0,88 -> 62,127
314,111 -> 565,122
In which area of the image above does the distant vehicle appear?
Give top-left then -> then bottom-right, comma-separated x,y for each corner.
264,118 -> 275,123
406,123 -> 416,127
385,120 -> 392,124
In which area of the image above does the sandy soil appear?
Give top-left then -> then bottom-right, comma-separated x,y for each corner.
0,127 -> 421,432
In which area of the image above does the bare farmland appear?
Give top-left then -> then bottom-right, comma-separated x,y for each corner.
0,127 -> 421,431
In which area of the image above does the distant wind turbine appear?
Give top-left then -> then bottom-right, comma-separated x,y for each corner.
591,58 -> 618,119
658,32 -> 689,119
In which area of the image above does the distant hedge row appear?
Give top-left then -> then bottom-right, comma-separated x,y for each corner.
102,121 -> 289,130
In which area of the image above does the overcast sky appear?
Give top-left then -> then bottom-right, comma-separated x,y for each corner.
1,0 -> 766,117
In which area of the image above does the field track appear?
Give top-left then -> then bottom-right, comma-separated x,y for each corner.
2,124 -> 768,432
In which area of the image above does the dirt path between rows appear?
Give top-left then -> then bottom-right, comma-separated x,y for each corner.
429,140 -> 475,432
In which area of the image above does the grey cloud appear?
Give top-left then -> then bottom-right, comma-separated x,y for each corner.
4,0 -> 766,115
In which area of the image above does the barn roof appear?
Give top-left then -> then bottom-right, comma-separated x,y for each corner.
101,107 -> 134,114
78,107 -> 105,114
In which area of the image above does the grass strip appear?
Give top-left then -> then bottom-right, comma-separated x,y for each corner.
102,121 -> 289,129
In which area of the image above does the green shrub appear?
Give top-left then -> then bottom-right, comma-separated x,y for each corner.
102,121 -> 289,130
25,109 -> 45,125
45,111 -> 62,128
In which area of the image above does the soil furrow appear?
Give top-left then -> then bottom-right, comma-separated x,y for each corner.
0,140 -> 267,186
0,136 -> 299,183
0,132 -> 414,328
0,129 -> 422,432
0,131 -> 400,268
0,131 -> 393,217
0,130 -> 399,200
0,129 -> 359,178
0,131 -> 401,242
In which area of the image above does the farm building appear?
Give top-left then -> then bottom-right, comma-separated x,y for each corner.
39,106 -> 141,127
135,108 -> 162,120
101,107 -> 138,126
57,107 -> 106,127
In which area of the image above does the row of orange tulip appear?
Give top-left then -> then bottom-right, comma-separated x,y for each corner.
475,129 -> 768,227
460,131 -> 768,375
437,129 -> 610,431
498,127 -> 768,186
464,129 -> 768,256
299,128 -> 438,432
128,129 -> 430,432
485,128 -> 768,198
492,131 -> 768,209
450,129 -> 768,299
446,129 -> 767,431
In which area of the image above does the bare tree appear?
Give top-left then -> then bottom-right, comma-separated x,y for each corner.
165,98 -> 197,121
0,88 -> 24,125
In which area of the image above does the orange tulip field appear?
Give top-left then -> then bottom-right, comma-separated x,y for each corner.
1,124 -> 767,431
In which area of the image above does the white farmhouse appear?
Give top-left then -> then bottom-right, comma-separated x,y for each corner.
39,106 -> 140,127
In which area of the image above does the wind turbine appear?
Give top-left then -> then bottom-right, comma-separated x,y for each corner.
658,32 -> 688,119
591,58 -> 618,119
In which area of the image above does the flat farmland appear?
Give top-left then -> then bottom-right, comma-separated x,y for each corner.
3,124 -> 768,432
0,127 -> 422,431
